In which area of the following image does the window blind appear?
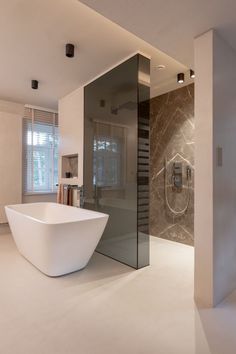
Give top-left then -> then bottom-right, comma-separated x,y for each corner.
23,107 -> 59,194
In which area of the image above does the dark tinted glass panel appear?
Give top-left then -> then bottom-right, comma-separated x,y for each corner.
137,55 -> 150,268
84,54 -> 150,268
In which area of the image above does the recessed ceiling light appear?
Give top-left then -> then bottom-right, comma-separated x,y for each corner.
155,64 -> 166,70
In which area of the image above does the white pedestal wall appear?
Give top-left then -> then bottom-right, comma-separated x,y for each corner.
58,87 -> 84,186
195,29 -> 236,307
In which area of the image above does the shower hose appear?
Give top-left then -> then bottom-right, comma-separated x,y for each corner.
164,157 -> 191,216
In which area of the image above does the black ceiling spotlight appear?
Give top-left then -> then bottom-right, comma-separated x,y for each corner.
100,99 -> 105,108
31,80 -> 38,90
190,69 -> 195,78
66,43 -> 75,58
177,73 -> 185,84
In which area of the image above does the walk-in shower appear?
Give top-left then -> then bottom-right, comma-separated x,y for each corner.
150,84 -> 194,246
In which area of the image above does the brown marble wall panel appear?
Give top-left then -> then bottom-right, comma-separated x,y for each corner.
150,84 -> 194,246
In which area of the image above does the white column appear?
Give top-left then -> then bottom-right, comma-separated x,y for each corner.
194,29 -> 214,307
195,29 -> 236,307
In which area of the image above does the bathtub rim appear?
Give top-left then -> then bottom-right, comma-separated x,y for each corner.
5,202 -> 109,226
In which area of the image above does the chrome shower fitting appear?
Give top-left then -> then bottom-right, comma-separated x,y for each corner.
164,157 -> 191,217
186,165 -> 192,180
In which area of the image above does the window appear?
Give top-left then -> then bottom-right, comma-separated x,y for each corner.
93,136 -> 122,187
23,107 -> 59,194
93,121 -> 126,188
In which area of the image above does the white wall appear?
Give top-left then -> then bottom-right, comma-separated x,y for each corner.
213,31 -> 236,305
195,29 -> 236,307
0,100 -> 24,223
58,87 -> 84,186
194,30 -> 214,307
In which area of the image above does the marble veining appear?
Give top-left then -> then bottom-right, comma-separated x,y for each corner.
150,84 -> 194,246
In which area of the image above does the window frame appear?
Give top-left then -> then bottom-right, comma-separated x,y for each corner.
23,107 -> 59,195
93,135 -> 124,189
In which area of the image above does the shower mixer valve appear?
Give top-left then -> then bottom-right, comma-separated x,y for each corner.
172,162 -> 182,189
171,162 -> 192,190
165,158 -> 191,216
186,165 -> 192,180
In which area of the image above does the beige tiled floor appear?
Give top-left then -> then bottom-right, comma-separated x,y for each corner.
0,227 -> 236,354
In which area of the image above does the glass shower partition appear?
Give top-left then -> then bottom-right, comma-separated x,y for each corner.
84,54 -> 150,269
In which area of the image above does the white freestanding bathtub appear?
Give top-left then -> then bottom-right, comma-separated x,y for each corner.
5,203 -> 109,276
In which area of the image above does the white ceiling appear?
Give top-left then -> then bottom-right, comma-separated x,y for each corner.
0,0 -> 192,110
80,0 -> 236,68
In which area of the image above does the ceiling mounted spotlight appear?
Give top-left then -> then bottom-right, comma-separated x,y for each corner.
66,43 -> 75,58
100,99 -> 105,108
190,69 -> 195,78
31,80 -> 38,90
177,73 -> 184,84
